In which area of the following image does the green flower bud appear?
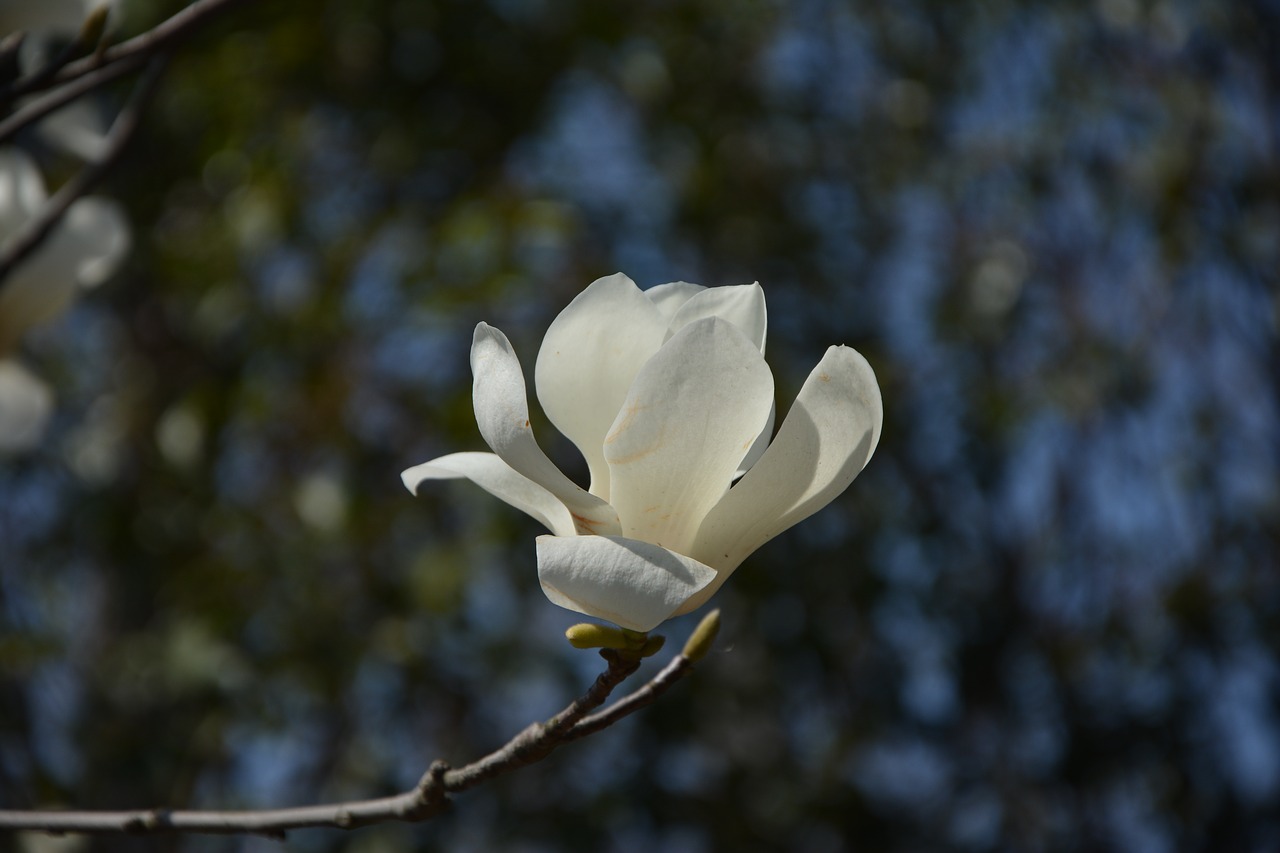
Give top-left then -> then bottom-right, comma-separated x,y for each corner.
639,634 -> 666,658
565,622 -> 631,650
682,609 -> 721,662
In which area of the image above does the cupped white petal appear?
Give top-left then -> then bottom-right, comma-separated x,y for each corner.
401,451 -> 576,537
663,282 -> 772,477
471,322 -> 621,536
536,534 -> 717,632
0,359 -> 53,452
643,281 -> 705,322
605,317 -> 774,555
534,272 -> 668,501
736,401 -> 776,478
685,345 -> 882,609
666,282 -> 767,354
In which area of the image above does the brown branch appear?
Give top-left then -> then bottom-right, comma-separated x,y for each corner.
565,653 -> 694,741
0,33 -> 27,87
442,648 -> 641,794
0,638 -> 712,838
0,55 -> 164,291
1,0 -> 249,102
0,762 -> 454,839
0,6 -> 111,111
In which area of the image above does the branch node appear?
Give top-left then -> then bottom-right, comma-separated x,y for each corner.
400,758 -> 452,820
122,810 -> 169,833
414,758 -> 449,797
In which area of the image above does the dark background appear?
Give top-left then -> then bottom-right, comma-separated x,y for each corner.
2,0 -> 1278,850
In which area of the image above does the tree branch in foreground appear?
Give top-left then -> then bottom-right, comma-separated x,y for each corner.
0,6 -> 113,112
0,610 -> 720,839
0,52 -> 145,148
0,55 -> 164,291
1,0 -> 248,103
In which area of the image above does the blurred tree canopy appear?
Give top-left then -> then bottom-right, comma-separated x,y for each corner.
2,0 -> 1278,850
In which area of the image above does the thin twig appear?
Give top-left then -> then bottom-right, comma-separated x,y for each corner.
0,53 -> 145,147
0,55 -> 164,291
0,762 -> 453,839
0,645 -> 706,837
442,649 -> 641,793
0,33 -> 26,85
0,8 -> 109,111
566,654 -> 694,741
2,0 -> 249,102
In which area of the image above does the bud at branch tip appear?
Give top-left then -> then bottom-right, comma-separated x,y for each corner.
682,609 -> 721,662
80,5 -> 111,48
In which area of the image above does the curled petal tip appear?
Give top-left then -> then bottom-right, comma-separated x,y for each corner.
399,465 -> 427,495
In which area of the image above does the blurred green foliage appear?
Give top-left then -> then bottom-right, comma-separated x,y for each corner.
2,0 -> 1279,851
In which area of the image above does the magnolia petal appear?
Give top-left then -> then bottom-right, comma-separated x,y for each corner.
736,401 -> 776,478
401,451 -> 575,537
471,322 -> 621,536
664,282 -> 772,477
643,281 -> 705,322
605,317 -> 774,555
536,534 -> 717,632
534,272 -> 668,501
688,345 -> 882,596
0,359 -> 53,453
666,282 -> 767,354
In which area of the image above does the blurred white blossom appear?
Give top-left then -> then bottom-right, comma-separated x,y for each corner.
0,359 -> 51,452
0,0 -> 115,45
33,98 -> 112,162
2,0 -> 120,161
0,147 -> 129,451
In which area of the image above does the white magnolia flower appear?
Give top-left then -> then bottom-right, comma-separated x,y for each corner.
403,274 -> 882,631
0,146 -> 129,451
